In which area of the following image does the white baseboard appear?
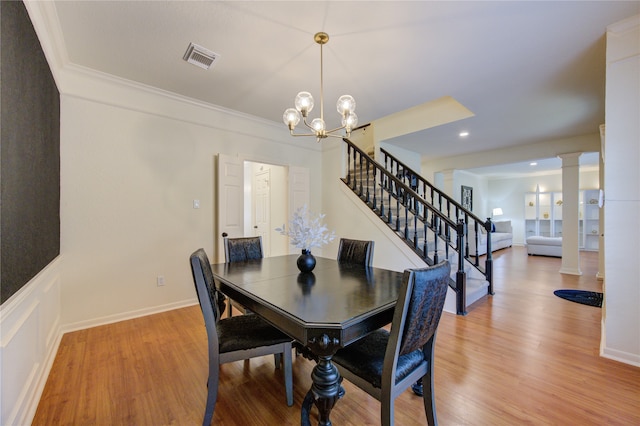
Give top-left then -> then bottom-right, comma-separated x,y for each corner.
601,346 -> 640,368
60,299 -> 198,334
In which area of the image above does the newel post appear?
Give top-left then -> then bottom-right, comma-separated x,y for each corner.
485,218 -> 494,295
456,219 -> 467,315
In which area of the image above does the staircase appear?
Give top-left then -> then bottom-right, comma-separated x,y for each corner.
341,138 -> 495,315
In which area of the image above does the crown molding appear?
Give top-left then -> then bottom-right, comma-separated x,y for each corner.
22,0 -> 285,136
23,0 -> 69,82
607,13 -> 640,34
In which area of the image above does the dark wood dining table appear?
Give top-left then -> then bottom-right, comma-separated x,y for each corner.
210,254 -> 405,426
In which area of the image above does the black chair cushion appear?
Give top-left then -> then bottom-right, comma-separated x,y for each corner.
332,329 -> 424,389
217,314 -> 291,353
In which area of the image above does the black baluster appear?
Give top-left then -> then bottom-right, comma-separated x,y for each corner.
403,194 -> 409,239
433,216 -> 440,264
423,219 -> 428,259
387,184 -> 392,224
372,167 -> 377,210
413,208 -> 418,249
351,147 -> 357,191
358,154 -> 363,197
395,193 -> 400,231
365,160 -> 370,203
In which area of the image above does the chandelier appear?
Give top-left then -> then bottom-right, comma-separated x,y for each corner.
283,32 -> 357,142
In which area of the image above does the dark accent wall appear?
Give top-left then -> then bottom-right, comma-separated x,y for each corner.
1,1 -> 60,304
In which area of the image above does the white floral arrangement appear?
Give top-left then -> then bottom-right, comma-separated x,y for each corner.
276,205 -> 335,251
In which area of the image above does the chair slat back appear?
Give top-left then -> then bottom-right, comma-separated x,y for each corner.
337,238 -> 375,266
224,237 -> 264,262
397,261 -> 450,356
190,248 -> 223,323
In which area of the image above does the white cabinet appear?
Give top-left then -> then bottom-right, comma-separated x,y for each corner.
524,192 -> 538,236
526,189 -> 599,251
552,191 -> 563,237
580,189 -> 600,251
524,189 -> 559,238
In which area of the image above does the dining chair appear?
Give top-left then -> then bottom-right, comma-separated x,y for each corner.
332,260 -> 451,426
336,238 -> 375,266
223,236 -> 264,262
190,248 -> 293,426
223,236 -> 263,316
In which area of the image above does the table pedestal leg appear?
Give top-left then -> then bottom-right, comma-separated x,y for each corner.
301,355 -> 344,426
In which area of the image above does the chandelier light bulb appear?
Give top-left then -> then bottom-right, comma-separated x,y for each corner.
342,112 -> 358,132
283,108 -> 301,130
294,92 -> 314,117
337,95 -> 356,116
310,118 -> 326,133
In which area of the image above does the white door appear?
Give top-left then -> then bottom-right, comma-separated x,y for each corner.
216,154 -> 244,263
253,168 -> 271,256
288,166 -> 310,214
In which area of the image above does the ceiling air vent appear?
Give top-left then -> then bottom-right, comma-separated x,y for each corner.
183,43 -> 219,70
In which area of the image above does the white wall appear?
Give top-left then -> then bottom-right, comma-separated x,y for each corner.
59,86 -> 323,330
379,141 -> 422,173
602,15 -> 640,366
454,170 -> 489,218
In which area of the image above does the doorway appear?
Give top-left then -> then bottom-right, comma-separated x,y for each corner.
245,161 -> 287,257
216,154 -> 309,263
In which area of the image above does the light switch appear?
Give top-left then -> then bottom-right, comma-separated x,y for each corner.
193,199 -> 200,209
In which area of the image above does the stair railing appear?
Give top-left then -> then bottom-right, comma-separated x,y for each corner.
380,147 -> 494,293
343,139 -> 473,314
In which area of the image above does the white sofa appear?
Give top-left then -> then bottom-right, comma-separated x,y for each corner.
467,220 -> 513,256
526,236 -> 562,257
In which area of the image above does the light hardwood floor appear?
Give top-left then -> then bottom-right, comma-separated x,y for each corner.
33,247 -> 640,425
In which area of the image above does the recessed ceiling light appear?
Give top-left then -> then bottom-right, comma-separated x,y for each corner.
459,131 -> 469,137
530,162 -> 538,166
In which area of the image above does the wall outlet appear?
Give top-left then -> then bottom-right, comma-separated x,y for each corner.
157,276 -> 165,286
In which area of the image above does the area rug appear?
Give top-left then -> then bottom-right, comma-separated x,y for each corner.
553,289 -> 603,308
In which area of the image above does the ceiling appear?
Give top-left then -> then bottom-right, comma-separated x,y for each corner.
44,1 -> 638,172
465,151 -> 600,178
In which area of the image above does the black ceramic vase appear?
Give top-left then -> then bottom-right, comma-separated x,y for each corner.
297,249 -> 316,273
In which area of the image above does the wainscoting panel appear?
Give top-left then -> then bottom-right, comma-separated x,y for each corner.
0,257 -> 62,426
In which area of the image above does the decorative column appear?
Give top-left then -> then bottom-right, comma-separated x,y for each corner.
597,124 -> 605,280
559,152 -> 582,275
